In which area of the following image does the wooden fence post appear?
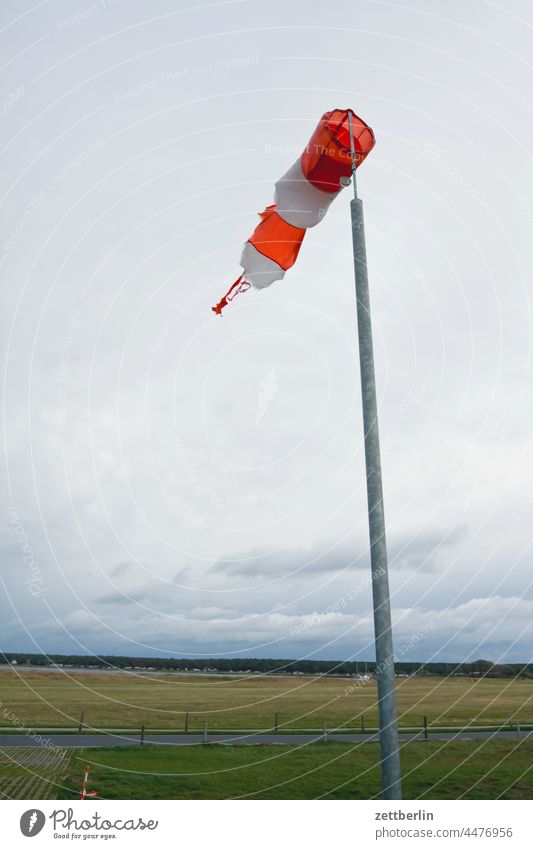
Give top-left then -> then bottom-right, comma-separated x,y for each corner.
184,711 -> 189,733
361,715 -> 365,734
274,711 -> 279,732
203,721 -> 208,744
78,710 -> 84,733
423,715 -> 428,740
140,724 -> 145,746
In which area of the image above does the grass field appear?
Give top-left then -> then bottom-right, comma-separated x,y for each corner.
0,670 -> 532,731
0,740 -> 526,800
0,747 -> 69,799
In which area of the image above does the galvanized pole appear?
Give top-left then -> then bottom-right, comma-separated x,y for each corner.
348,111 -> 402,800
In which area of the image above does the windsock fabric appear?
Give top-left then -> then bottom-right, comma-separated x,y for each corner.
212,109 -> 375,315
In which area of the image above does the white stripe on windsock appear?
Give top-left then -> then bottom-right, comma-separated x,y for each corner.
274,159 -> 341,229
240,242 -> 286,289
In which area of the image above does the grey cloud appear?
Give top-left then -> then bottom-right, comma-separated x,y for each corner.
388,524 -> 469,573
211,524 -> 468,580
16,594 -> 532,664
210,542 -> 366,579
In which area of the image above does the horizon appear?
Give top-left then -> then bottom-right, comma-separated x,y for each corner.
3,650 -> 531,669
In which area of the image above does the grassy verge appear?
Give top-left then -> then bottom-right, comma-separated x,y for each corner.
56,740 -> 533,800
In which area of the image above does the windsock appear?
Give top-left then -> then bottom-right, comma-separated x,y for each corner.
212,109 -> 375,315
80,764 -> 99,799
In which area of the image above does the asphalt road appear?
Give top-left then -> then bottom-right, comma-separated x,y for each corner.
0,730 -> 530,748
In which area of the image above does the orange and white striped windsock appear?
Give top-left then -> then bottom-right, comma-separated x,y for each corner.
212,109 -> 375,315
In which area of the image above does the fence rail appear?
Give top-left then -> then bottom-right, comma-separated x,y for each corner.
1,717 -> 531,737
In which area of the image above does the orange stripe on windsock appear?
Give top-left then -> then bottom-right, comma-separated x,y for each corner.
248,205 -> 306,271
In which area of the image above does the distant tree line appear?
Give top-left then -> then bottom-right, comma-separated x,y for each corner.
2,652 -> 532,678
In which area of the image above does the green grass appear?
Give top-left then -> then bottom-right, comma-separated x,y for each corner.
1,670 -> 532,731
56,740 -> 533,800
0,747 -> 70,799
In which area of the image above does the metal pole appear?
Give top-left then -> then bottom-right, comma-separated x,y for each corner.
348,111 -> 402,800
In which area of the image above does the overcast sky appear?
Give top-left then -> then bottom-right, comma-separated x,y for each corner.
1,0 -> 532,664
